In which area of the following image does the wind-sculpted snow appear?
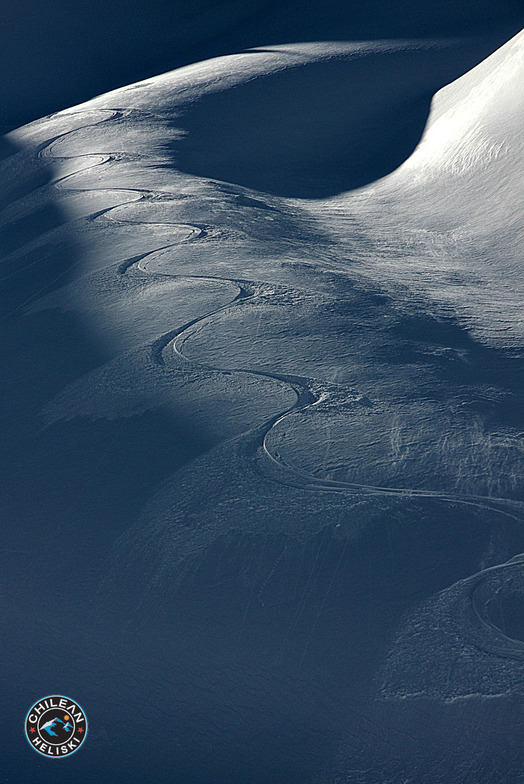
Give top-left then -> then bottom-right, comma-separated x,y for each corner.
2,27 -> 524,784
380,554 -> 524,704
320,32 -> 524,347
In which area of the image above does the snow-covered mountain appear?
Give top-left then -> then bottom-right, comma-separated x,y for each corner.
1,24 -> 523,784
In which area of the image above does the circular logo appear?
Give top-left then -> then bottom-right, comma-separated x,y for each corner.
25,695 -> 88,757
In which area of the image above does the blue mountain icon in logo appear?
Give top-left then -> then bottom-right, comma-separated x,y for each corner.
41,717 -> 64,737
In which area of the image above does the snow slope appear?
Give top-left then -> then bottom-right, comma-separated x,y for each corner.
320,30 -> 523,346
1,27 -> 523,784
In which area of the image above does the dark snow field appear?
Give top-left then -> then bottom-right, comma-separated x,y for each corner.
1,8 -> 523,783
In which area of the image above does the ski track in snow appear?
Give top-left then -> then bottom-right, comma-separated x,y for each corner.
22,98 -> 524,525
129,240 -> 524,529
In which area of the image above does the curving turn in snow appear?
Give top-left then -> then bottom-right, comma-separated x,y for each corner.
1,24 -> 523,784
